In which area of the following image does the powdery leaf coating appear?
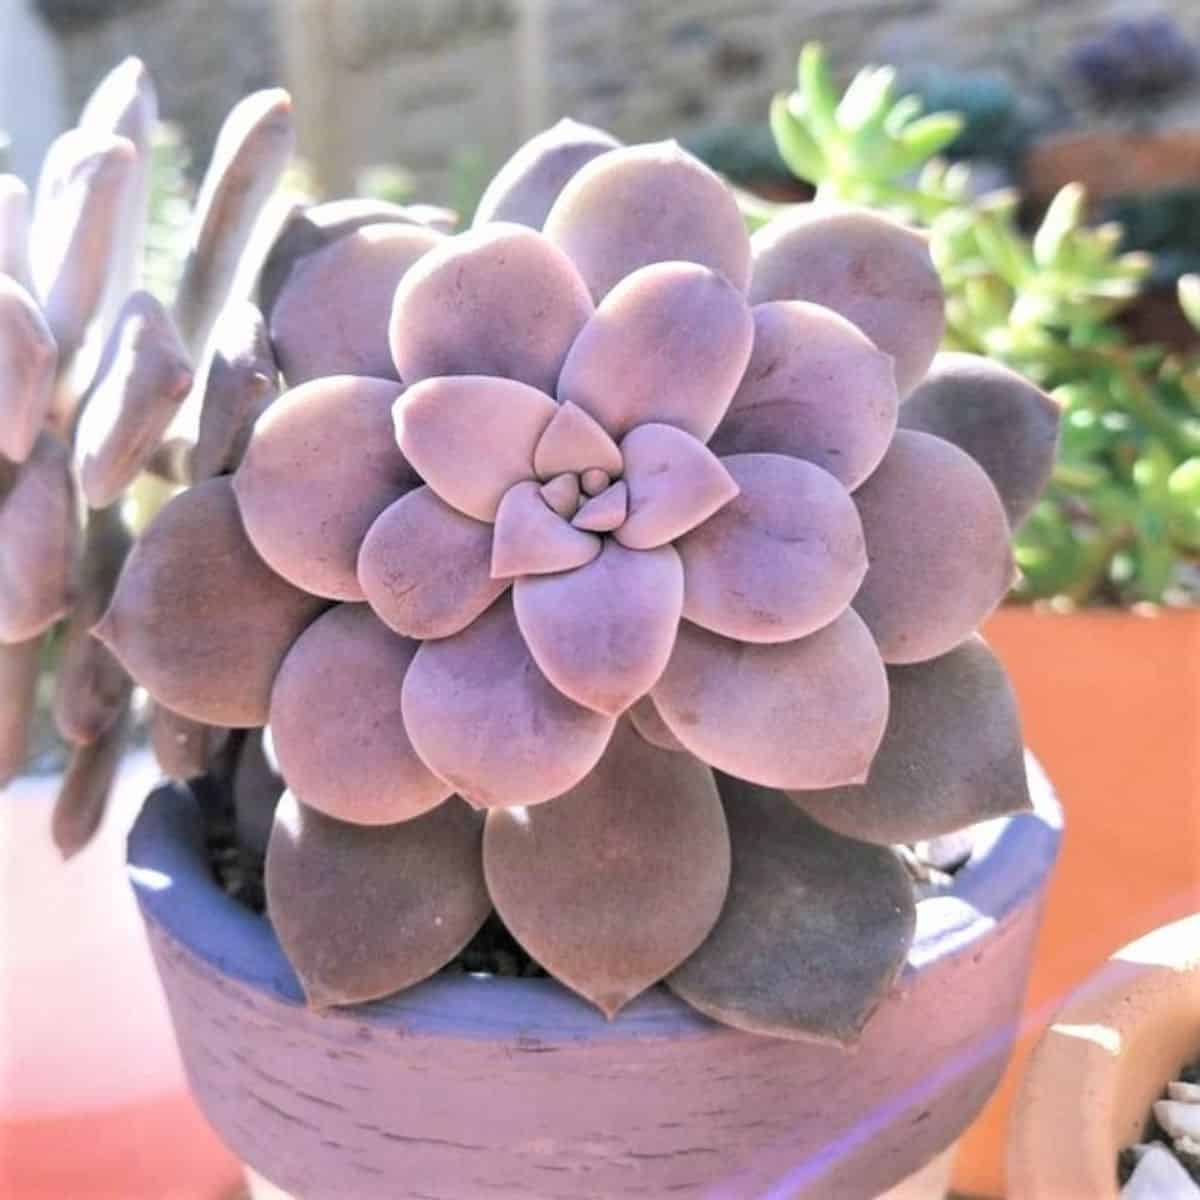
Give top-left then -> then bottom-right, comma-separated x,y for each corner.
750,206 -> 944,399
0,636 -> 40,786
52,505 -> 132,746
514,540 -> 684,716
709,300 -> 899,491
358,486 -> 508,640
852,429 -> 1014,665
556,261 -> 754,442
571,480 -> 627,532
0,432 -> 79,643
668,774 -> 916,1044
628,694 -> 685,753
473,118 -> 621,229
484,720 -> 729,1017
150,703 -> 227,781
260,198 -> 451,317
616,423 -> 740,551
389,223 -> 593,394
492,481 -> 603,578
189,300 -> 279,481
675,452 -> 867,644
394,375 -> 557,523
266,792 -> 490,1009
75,291 -> 194,509
900,352 -> 1061,530
0,275 -> 57,463
271,222 -> 443,385
652,610 -> 889,791
544,141 -> 752,302
791,635 -> 1032,845
401,595 -> 615,809
0,174 -> 33,290
52,703 -> 131,861
30,128 -> 135,361
270,605 -> 452,825
532,400 -> 622,480
96,477 -> 324,727
173,89 -> 295,355
235,375 -> 417,600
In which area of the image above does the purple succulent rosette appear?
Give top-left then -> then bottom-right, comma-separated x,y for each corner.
102,121 -> 1060,1041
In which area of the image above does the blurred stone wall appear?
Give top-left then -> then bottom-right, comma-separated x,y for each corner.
25,0 -> 1200,201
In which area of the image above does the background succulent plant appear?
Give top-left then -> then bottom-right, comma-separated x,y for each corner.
766,44 -> 1200,606
99,111 -> 1058,1044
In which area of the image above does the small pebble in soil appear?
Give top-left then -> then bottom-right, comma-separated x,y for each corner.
1120,1060 -> 1200,1195
1123,1144 -> 1200,1198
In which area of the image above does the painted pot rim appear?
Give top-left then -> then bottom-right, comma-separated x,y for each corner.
1008,913 -> 1200,1200
128,752 -> 1062,1041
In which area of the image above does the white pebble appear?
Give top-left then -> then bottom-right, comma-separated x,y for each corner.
1122,1144 -> 1200,1199
1157,1101 -> 1200,1141
1170,1083 -> 1200,1104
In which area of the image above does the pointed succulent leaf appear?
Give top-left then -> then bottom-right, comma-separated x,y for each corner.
852,430 -> 1013,664
0,432 -> 79,643
358,485 -> 508,640
615,423 -> 740,551
52,505 -> 132,745
539,471 -> 581,516
532,400 -> 622,480
556,261 -> 754,442
652,610 -> 888,790
0,274 -> 58,463
490,481 -> 602,578
791,636 -> 1032,844
769,94 -> 826,182
74,291 -> 194,508
485,720 -> 729,1017
544,141 -> 752,302
173,89 -> 295,355
234,375 -> 417,600
389,223 -> 592,393
189,300 -> 279,481
514,540 -> 683,716
267,793 -> 490,1009
393,375 -> 556,522
30,129 -> 135,362
750,206 -> 944,398
899,352 -> 1060,530
473,118 -> 621,229
0,175 -> 33,290
571,480 -> 627,532
271,222 -> 442,385
150,702 -> 227,781
401,595 -> 615,808
709,300 -> 898,491
675,453 -> 866,643
627,694 -> 685,753
52,702 -> 131,860
0,636 -> 41,786
668,774 -> 916,1044
96,477 -> 325,726
270,605 -> 453,825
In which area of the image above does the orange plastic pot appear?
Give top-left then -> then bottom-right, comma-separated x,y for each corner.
951,605 -> 1200,1197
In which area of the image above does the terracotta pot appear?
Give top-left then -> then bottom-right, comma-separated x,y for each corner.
128,760 -> 1061,1200
952,606 -> 1200,1197
0,750 -> 243,1200
1008,913 -> 1200,1198
1025,130 -> 1200,210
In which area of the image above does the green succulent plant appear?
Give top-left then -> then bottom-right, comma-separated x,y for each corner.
765,44 -> 1200,606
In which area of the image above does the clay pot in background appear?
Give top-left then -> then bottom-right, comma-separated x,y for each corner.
1008,912 -> 1200,1198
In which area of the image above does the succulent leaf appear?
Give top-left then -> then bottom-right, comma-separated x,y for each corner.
652,610 -> 888,790
490,480 -> 602,577
532,400 -> 623,480
484,720 -> 729,1018
150,702 -> 228,781
0,274 -> 58,463
0,175 -> 33,290
791,635 -> 1032,844
668,773 -> 916,1044
52,701 -> 131,860
0,636 -> 40,786
266,792 -> 490,1009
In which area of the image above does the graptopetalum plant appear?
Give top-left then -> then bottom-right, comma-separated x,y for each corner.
94,112 -> 1061,1044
